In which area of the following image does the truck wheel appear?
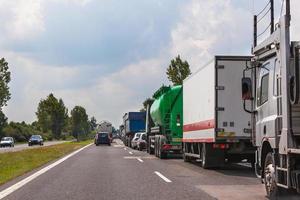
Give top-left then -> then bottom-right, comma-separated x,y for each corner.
183,153 -> 190,162
264,152 -> 282,199
158,139 -> 167,159
154,137 -> 158,157
201,144 -> 210,169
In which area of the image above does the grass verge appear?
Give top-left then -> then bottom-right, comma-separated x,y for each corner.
0,140 -> 92,185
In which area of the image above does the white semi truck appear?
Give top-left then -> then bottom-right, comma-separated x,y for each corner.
182,56 -> 255,168
242,0 -> 300,197
97,120 -> 113,133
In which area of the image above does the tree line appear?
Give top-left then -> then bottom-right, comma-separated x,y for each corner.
0,58 -> 98,142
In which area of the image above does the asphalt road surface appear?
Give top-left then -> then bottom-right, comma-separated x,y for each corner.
0,140 -> 299,200
0,141 -> 67,153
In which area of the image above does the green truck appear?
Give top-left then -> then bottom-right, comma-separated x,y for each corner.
146,85 -> 183,158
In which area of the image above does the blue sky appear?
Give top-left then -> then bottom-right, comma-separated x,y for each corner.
1,0 -> 300,126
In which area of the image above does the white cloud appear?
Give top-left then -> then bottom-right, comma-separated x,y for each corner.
1,50 -> 81,121
170,0 -> 252,72
4,0 -> 300,127
0,0 -> 45,41
56,58 -> 168,126
50,0 -> 92,6
2,50 -> 167,126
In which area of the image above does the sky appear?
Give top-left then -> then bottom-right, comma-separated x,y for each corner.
1,0 -> 300,127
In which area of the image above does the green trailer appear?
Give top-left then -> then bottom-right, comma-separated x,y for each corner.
146,85 -> 183,158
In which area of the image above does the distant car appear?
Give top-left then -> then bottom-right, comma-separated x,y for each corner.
137,133 -> 147,151
131,132 -> 142,149
28,135 -> 44,146
95,132 -> 111,146
0,137 -> 14,148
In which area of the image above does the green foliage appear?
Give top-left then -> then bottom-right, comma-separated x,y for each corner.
0,58 -> 11,108
0,111 -> 7,137
89,116 -> 97,131
0,58 -> 11,136
143,98 -> 153,109
70,106 -> 89,141
36,93 -> 68,139
166,55 -> 191,85
2,122 -> 42,142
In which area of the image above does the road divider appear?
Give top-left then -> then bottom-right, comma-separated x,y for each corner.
154,171 -> 172,183
0,143 -> 92,199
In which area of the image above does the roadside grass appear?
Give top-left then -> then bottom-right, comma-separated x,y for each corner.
0,140 -> 92,185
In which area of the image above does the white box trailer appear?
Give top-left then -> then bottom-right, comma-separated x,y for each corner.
183,56 -> 255,168
97,120 -> 113,133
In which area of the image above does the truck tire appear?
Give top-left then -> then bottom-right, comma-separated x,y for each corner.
148,139 -> 153,154
154,137 -> 159,157
264,152 -> 282,199
201,143 -> 225,169
148,143 -> 154,155
158,140 -> 167,159
201,143 -> 210,168
183,153 -> 190,162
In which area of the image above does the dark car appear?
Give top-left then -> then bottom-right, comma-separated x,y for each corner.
28,135 -> 44,146
95,132 -> 111,146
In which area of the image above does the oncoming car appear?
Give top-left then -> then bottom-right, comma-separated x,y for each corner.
28,135 -> 44,146
0,137 -> 14,148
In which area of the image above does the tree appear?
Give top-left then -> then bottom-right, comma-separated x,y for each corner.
166,55 -> 191,85
89,116 -> 97,131
70,106 -> 89,141
0,58 -> 11,135
36,94 -> 68,139
0,58 -> 11,108
143,98 -> 153,109
0,111 -> 7,137
140,98 -> 153,112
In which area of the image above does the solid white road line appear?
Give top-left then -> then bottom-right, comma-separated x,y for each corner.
0,143 -> 93,199
154,171 -> 172,183
137,158 -> 144,163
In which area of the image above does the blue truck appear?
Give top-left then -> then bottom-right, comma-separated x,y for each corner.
123,112 -> 146,147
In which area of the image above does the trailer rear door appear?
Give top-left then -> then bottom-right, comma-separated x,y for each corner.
216,57 -> 252,140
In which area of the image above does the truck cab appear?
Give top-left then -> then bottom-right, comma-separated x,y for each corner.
242,0 -> 300,197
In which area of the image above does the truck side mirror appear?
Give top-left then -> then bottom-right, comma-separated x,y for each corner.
242,77 -> 252,100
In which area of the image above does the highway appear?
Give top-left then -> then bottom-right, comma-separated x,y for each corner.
0,141 -> 67,153
0,140 -> 299,200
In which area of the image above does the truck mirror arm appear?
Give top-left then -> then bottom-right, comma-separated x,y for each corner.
243,99 -> 256,114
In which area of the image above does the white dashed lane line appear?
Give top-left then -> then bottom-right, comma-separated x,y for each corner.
154,171 -> 172,183
137,158 -> 144,163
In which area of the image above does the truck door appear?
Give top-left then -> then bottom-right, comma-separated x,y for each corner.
256,59 -> 277,145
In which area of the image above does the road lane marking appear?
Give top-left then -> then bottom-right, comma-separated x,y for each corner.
129,151 -> 133,155
0,143 -> 93,199
154,171 -> 172,183
137,158 -> 144,163
123,156 -> 156,159
124,147 -> 127,150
